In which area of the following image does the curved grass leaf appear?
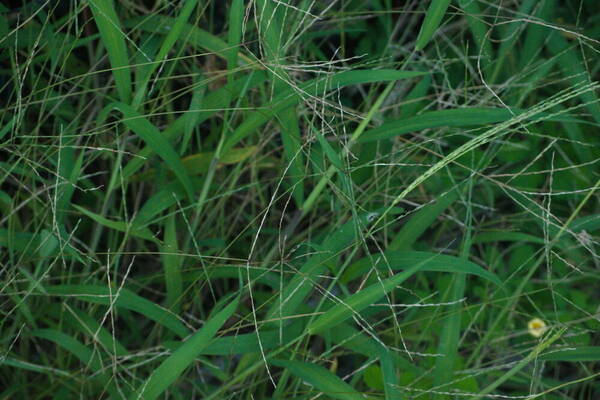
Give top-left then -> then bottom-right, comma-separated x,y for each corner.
308,263 -> 423,335
73,204 -> 158,243
415,0 -> 452,50
0,357 -> 70,377
163,320 -> 304,356
341,251 -> 501,286
132,146 -> 257,181
223,70 -> 426,152
31,329 -> 100,370
45,285 -> 189,338
540,347 -> 600,362
270,359 -> 364,400
359,108 -> 520,143
50,304 -> 128,356
88,0 -> 131,103
98,102 -> 195,200
131,297 -> 238,400
131,0 -> 199,108
120,71 -> 267,183
124,15 -> 247,63
389,184 -> 461,251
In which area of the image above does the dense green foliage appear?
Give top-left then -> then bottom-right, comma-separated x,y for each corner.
1,0 -> 599,398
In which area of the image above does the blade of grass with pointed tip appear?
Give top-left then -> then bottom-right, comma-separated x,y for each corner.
45,285 -> 189,337
265,211 -> 375,324
539,346 -> 600,362
88,0 -> 131,103
124,15 -> 251,64
308,263 -> 423,335
256,0 -> 305,206
547,32 -> 600,125
358,108 -> 521,143
341,251 -> 501,286
73,204 -> 158,243
162,215 -> 183,314
0,357 -> 70,377
379,346 -> 403,400
30,329 -> 121,397
31,329 -> 99,370
223,70 -> 427,153
132,146 -> 257,181
120,71 -> 267,183
131,297 -> 238,400
98,102 -> 194,200
490,0 -> 536,82
51,304 -> 128,356
458,0 -> 492,68
131,0 -> 198,108
270,359 -> 364,400
389,184 -> 461,251
471,328 -> 566,400
415,0 -> 452,50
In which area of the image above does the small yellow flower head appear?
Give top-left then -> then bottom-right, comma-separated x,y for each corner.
527,318 -> 548,338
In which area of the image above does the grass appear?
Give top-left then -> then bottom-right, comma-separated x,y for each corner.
1,0 -> 599,399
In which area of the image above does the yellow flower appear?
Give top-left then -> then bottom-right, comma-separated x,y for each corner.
527,318 -> 548,338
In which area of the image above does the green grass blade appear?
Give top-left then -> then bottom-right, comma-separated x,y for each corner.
308,263 -> 423,335
223,70 -> 426,152
73,204 -> 158,243
270,359 -> 364,400
120,71 -> 267,183
45,285 -> 189,337
98,102 -> 195,200
31,329 -> 97,369
415,0 -> 452,50
471,328 -> 566,400
342,251 -> 501,286
131,297 -> 238,400
226,0 -> 244,71
379,346 -> 403,400
131,0 -> 199,108
0,357 -> 70,377
51,304 -> 128,356
88,0 -> 131,103
433,273 -> 466,398
265,211 -> 375,323
0,229 -> 81,259
124,15 -> 244,63
490,0 -> 536,82
162,215 -> 183,314
163,320 -> 304,356
359,108 -> 521,143
388,185 -> 461,250
458,0 -> 493,67
540,347 -> 600,362
547,32 -> 600,125
256,0 -> 305,206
